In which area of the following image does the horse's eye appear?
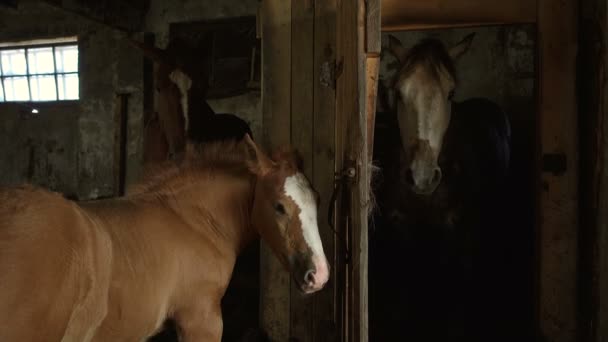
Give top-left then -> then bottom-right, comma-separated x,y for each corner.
274,203 -> 286,215
448,90 -> 455,100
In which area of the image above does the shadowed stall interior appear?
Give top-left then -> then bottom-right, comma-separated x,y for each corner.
369,25 -> 537,342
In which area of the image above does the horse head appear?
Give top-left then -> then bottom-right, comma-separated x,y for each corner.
385,33 -> 474,195
244,135 -> 329,294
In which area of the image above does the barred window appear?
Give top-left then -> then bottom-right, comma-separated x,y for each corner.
0,37 -> 79,102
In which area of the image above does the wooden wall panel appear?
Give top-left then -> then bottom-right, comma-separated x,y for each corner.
260,1 -> 378,340
260,0 -> 292,340
290,0 -> 315,340
336,0 -> 370,340
537,0 -> 579,341
313,0 -> 340,340
579,0 -> 608,340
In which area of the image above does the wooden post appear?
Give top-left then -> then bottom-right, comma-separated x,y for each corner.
537,0 -> 579,341
312,0 -> 341,341
579,0 -> 608,340
114,93 -> 129,197
260,0 -> 292,340
336,0 -> 371,340
290,0 -> 315,340
365,0 -> 381,161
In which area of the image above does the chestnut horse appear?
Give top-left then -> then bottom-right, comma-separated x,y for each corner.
0,135 -> 329,341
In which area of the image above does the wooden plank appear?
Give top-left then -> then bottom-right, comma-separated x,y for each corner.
579,0 -> 608,340
381,0 -> 537,31
113,94 -> 129,196
598,66 -> 608,342
354,2 -> 369,340
365,56 -> 379,162
312,0 -> 340,340
260,0 -> 292,341
537,0 -> 579,341
381,22 -> 512,32
337,0 -> 369,340
335,0 -> 354,337
365,0 -> 381,54
290,0 -> 315,340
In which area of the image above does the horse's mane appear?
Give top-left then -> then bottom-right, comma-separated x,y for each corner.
129,140 -> 252,196
129,140 -> 304,197
398,38 -> 457,83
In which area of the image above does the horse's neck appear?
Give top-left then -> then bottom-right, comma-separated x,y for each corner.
156,173 -> 256,256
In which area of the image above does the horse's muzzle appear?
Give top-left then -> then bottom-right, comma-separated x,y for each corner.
404,166 -> 442,195
292,254 -> 330,294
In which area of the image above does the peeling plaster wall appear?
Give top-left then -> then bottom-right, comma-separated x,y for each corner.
0,0 -> 143,199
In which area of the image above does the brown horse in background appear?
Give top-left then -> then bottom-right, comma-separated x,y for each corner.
0,135 -> 329,341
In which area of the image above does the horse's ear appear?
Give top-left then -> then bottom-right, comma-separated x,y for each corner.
244,134 -> 276,176
387,35 -> 408,64
448,32 -> 475,60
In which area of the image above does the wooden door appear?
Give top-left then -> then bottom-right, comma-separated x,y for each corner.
259,0 -> 380,341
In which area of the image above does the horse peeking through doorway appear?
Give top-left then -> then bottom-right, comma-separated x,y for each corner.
370,33 -> 512,341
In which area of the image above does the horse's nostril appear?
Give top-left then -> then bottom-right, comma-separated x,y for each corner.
404,169 -> 415,186
305,269 -> 316,285
432,167 -> 442,184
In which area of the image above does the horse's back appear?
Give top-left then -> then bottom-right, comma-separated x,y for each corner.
450,98 -> 511,187
0,185 -> 112,341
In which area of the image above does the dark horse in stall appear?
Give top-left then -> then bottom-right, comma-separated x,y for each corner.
370,34 -> 512,341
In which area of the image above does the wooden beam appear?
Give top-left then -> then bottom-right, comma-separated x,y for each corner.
337,0 -> 370,340
290,0 -> 315,339
381,0 -> 537,31
113,94 -> 129,197
260,0 -> 292,340
313,0 -> 341,340
579,0 -> 608,340
40,0 -> 146,32
365,0 -> 381,162
537,0 -> 578,340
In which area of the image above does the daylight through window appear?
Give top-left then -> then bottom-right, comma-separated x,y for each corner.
0,39 -> 79,102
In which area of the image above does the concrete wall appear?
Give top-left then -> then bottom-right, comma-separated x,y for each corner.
0,0 -> 143,199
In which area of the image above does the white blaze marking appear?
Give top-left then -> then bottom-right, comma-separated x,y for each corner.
169,69 -> 192,133
284,173 -> 325,259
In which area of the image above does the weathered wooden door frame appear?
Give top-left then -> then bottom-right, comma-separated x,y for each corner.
578,0 -> 608,340
378,1 -> 579,342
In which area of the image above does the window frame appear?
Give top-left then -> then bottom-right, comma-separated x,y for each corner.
0,41 -> 79,103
